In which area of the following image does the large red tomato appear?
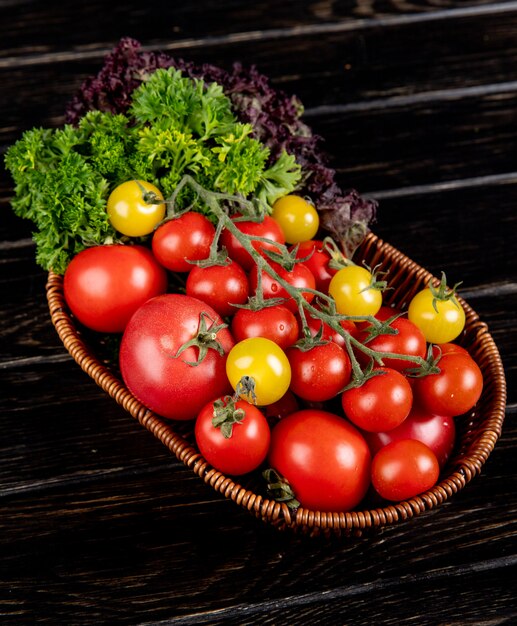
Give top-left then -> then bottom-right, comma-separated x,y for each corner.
119,294 -> 234,420
268,409 -> 371,511
63,245 -> 168,333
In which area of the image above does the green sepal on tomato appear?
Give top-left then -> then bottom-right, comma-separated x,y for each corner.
119,294 -> 234,420
195,397 -> 271,475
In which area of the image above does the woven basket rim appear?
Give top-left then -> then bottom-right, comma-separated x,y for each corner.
46,231 -> 507,536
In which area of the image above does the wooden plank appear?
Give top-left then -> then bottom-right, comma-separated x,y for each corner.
1,7 -> 517,145
2,1 -> 516,60
0,435 -> 514,621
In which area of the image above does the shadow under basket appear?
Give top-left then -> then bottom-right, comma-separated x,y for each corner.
46,232 -> 507,537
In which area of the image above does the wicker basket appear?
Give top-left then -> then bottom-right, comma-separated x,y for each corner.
46,232 -> 507,537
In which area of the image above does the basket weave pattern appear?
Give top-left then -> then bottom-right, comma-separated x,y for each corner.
46,232 -> 507,536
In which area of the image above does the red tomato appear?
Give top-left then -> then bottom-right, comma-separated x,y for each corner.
152,212 -> 215,272
63,245 -> 167,333
291,240 -> 338,292
286,342 -> 352,402
371,439 -> 440,501
231,305 -> 299,350
356,316 -> 427,372
363,407 -> 456,468
186,260 -> 249,317
220,215 -> 285,271
249,261 -> 316,313
263,390 -> 300,423
432,343 -> 470,358
341,367 -> 413,432
268,409 -> 371,511
413,352 -> 483,417
195,398 -> 271,475
355,306 -> 400,331
119,294 -> 234,420
303,306 -> 358,348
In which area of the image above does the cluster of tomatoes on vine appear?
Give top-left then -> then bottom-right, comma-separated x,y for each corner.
62,177 -> 484,513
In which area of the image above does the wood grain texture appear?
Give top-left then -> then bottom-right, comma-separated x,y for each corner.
1,1 -> 516,623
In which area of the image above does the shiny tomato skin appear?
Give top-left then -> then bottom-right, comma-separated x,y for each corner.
63,245 -> 168,333
186,260 -> 249,317
107,180 -> 165,237
413,352 -> 483,417
363,407 -> 456,468
356,316 -> 427,372
286,342 -> 352,402
249,261 -> 316,312
195,398 -> 271,475
220,215 -> 285,271
226,337 -> 291,406
268,409 -> 371,511
341,367 -> 413,432
329,265 -> 383,317
408,287 -> 465,344
119,294 -> 234,420
231,305 -> 299,350
271,195 -> 319,244
371,439 -> 440,501
291,240 -> 338,292
152,212 -> 215,272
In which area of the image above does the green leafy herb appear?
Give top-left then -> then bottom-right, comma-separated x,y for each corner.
5,67 -> 302,273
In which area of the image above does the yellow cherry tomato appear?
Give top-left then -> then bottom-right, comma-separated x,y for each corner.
328,265 -> 383,317
107,180 -> 165,237
272,195 -> 319,244
226,337 -> 291,406
408,282 -> 466,344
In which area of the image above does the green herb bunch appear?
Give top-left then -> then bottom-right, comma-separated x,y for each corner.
5,67 -> 302,274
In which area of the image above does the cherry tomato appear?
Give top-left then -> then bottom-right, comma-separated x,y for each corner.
329,265 -> 383,317
268,409 -> 371,511
413,352 -> 483,417
432,342 -> 470,358
226,337 -> 291,406
63,245 -> 167,333
152,212 -> 215,272
195,398 -> 270,475
263,390 -> 300,423
291,239 -> 340,292
408,281 -> 466,343
371,439 -> 440,501
249,261 -> 316,313
363,406 -> 456,468
186,260 -> 249,317
303,306 -> 358,348
356,316 -> 427,372
220,215 -> 285,271
286,342 -> 352,402
231,305 -> 299,350
341,367 -> 413,432
271,195 -> 319,244
107,180 -> 165,237
119,294 -> 234,420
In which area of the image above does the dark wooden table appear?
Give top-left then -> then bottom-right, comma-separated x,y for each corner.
1,2 -> 516,623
